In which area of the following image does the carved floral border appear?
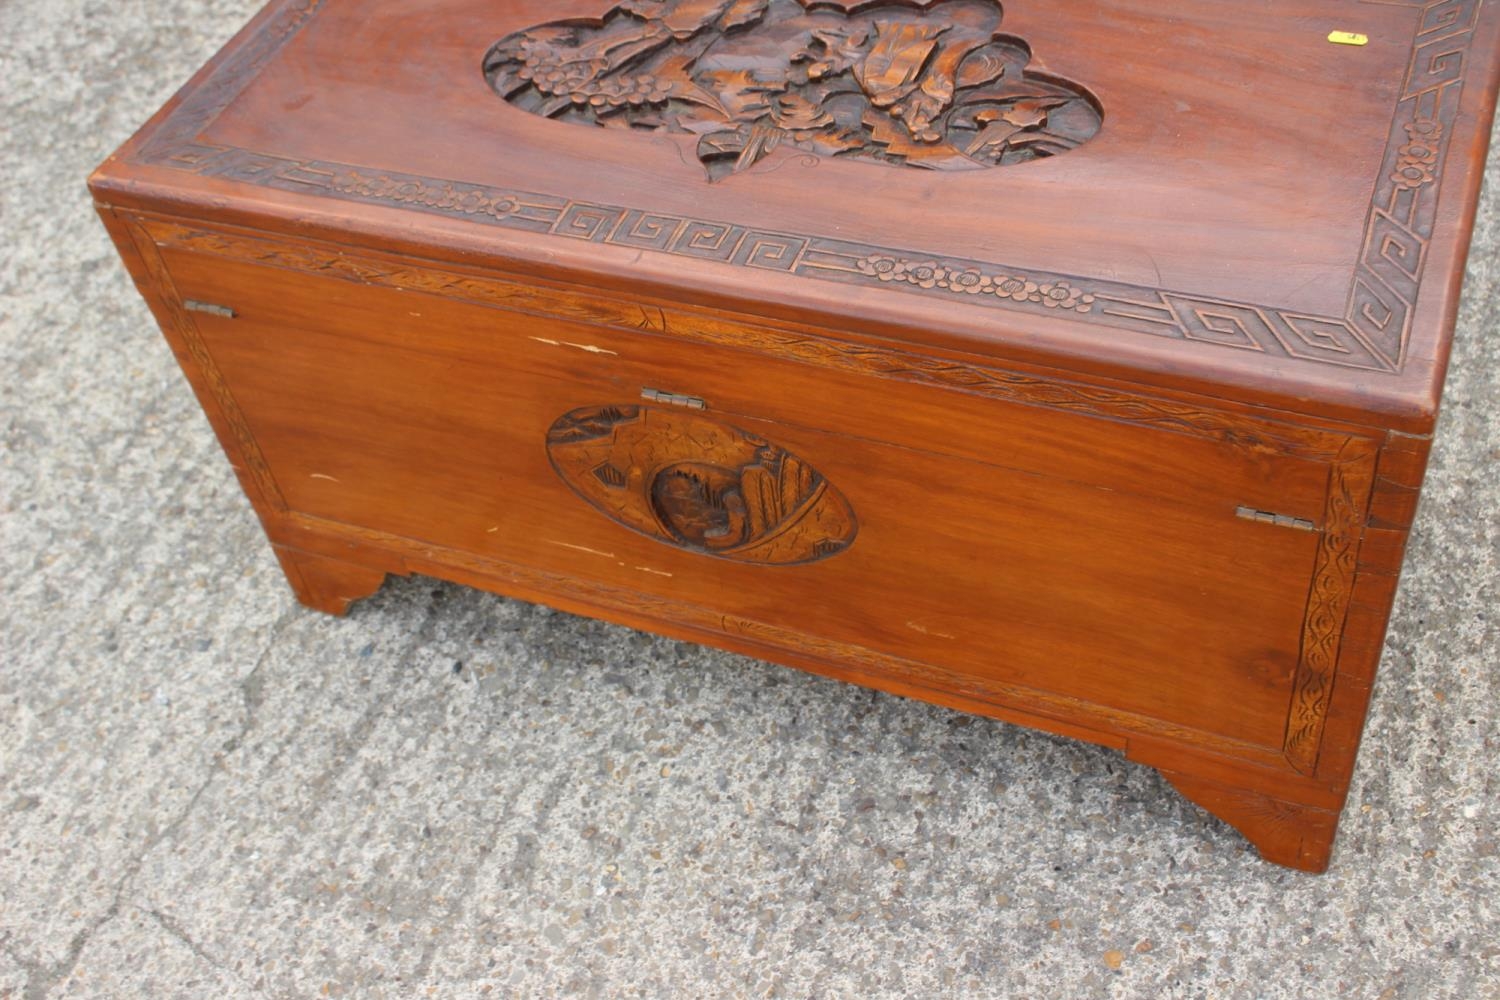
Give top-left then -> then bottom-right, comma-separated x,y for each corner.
133,0 -> 1487,375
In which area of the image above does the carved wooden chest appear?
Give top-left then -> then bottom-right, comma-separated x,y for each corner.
91,0 -> 1500,871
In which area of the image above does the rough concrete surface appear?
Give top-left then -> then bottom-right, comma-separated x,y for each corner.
1,2 -> 1496,997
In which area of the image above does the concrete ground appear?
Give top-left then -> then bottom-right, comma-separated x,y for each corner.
1,1 -> 1496,997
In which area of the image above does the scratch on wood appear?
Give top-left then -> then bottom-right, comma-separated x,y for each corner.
907,621 -> 956,640
310,473 -> 341,482
529,335 -> 619,355
548,539 -> 618,559
635,566 -> 675,578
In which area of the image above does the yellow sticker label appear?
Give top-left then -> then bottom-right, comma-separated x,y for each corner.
1328,30 -> 1370,46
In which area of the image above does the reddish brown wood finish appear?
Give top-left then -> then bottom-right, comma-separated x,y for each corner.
90,0 -> 1500,872
1161,771 -> 1342,873
273,546 -> 388,617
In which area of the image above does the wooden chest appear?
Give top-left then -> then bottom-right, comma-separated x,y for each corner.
91,0 -> 1500,872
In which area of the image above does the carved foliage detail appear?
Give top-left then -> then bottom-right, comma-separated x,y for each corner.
484,0 -> 1101,180
856,252 -> 1097,311
547,405 -> 858,564
1391,118 -> 1444,191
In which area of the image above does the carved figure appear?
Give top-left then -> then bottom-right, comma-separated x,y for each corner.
485,0 -> 1100,180
547,404 -> 858,564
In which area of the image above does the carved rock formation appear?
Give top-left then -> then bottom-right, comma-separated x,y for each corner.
485,0 -> 1101,180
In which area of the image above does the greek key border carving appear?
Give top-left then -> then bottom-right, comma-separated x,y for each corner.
141,218 -> 1361,463
133,0 -> 1484,375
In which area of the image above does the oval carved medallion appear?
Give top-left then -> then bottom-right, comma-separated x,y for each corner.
484,0 -> 1101,182
547,405 -> 858,565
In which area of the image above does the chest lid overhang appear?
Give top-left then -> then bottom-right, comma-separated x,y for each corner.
90,0 -> 1500,434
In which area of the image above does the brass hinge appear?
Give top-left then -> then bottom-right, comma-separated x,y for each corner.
641,388 -> 706,410
1236,506 -> 1317,532
183,299 -> 237,319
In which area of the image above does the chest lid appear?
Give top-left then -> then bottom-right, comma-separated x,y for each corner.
91,0 -> 1500,432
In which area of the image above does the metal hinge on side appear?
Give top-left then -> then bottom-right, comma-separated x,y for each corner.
641,388 -> 706,410
183,299 -> 237,319
1236,506 -> 1317,532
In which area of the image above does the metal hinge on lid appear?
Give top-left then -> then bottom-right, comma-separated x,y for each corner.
183,299 -> 237,319
1236,506 -> 1317,532
641,388 -> 706,410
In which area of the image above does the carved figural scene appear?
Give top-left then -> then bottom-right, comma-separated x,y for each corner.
547,405 -> 858,564
484,0 -> 1101,180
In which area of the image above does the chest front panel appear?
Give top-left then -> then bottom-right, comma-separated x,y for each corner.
136,218 -> 1380,776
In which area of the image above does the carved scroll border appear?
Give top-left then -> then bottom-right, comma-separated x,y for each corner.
139,216 -> 1375,774
1285,444 -> 1376,773
133,0 -> 1485,375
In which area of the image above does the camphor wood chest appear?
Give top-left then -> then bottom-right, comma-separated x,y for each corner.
91,0 -> 1500,872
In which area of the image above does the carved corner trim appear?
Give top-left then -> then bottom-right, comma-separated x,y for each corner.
1283,440 -> 1379,773
484,0 -> 1101,182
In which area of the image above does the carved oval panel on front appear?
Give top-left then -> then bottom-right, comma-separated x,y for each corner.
484,0 -> 1102,182
546,404 -> 858,565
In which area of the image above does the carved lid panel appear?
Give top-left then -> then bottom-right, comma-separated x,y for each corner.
92,0 -> 1500,431
484,0 -> 1101,181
